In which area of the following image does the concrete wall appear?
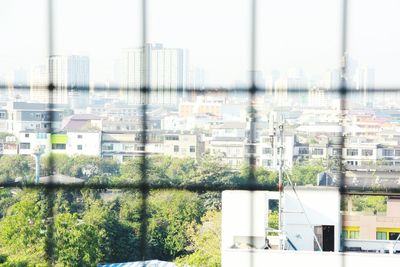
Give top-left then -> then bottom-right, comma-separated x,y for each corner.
66,132 -> 101,156
283,187 -> 341,252
222,191 -> 269,250
387,198 -> 400,217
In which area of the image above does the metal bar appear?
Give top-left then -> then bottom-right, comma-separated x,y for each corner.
339,0 -> 349,263
1,180 -> 400,194
44,0 -> 56,264
138,0 -> 150,261
4,83 -> 400,93
248,0 -> 258,264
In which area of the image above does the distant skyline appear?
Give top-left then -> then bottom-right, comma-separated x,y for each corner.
1,0 -> 400,88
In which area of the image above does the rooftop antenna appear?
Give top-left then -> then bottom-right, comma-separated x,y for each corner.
272,118 -> 323,252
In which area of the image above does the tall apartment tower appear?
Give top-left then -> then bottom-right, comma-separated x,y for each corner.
30,55 -> 90,105
355,67 -> 375,107
49,55 -> 90,90
120,43 -> 185,106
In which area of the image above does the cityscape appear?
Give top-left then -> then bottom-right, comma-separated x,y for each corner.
2,0 -> 400,266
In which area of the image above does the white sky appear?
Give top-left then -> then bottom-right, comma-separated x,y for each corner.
1,0 -> 400,88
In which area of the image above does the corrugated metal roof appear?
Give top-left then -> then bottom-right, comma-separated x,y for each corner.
98,260 -> 176,267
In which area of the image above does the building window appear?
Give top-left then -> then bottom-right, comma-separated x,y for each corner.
332,148 -> 342,156
361,149 -> 373,156
343,227 -> 360,239
24,133 -> 29,138
389,232 -> 400,240
312,148 -> 323,155
376,232 -> 387,240
0,112 -> 6,119
165,135 -> 179,141
383,149 -> 394,157
349,231 -> 360,239
123,144 -> 135,151
395,150 -> 400,157
376,228 -> 400,240
262,159 -> 272,167
20,143 -> 30,150
299,147 -> 309,155
190,146 -> 195,153
262,147 -> 272,154
102,144 -> 114,151
247,145 -> 256,153
36,133 -> 47,139
77,134 -> 83,139
77,145 -> 83,150
174,145 -> 179,152
347,149 -> 358,156
52,144 -> 66,150
343,230 -> 359,239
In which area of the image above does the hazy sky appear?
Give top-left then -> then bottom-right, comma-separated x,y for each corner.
1,0 -> 400,88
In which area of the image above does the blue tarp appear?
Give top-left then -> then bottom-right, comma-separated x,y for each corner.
98,259 -> 177,267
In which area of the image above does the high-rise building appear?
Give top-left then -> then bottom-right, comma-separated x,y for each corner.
30,64 -> 49,103
30,55 -> 90,104
49,55 -> 90,90
355,67 -> 375,106
120,43 -> 185,106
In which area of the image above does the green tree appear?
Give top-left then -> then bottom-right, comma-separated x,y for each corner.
42,154 -> 119,182
147,191 -> 205,260
0,155 -> 33,183
351,196 -> 387,213
0,133 -> 14,140
83,199 -> 139,263
193,155 -> 237,186
54,213 -> 102,266
267,210 -> 279,236
0,191 -> 47,264
119,190 -> 205,261
54,190 -> 84,214
239,165 -> 278,186
0,190 -> 15,219
118,158 -> 143,184
41,154 -> 71,176
176,210 -> 221,267
69,155 -> 120,180
289,162 -> 325,185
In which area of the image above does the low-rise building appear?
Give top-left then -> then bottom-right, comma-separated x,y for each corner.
0,135 -> 18,155
163,131 -> 203,159
343,197 -> 400,241
207,137 -> 245,169
5,101 -> 69,134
